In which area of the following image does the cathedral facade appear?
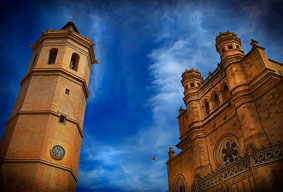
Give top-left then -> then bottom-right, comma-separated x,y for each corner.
167,31 -> 283,192
0,22 -> 97,191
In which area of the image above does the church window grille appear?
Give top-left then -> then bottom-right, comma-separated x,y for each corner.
214,134 -> 240,167
221,141 -> 239,164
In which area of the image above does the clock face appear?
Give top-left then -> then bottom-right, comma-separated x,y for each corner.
51,145 -> 65,160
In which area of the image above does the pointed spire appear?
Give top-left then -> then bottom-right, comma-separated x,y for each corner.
61,21 -> 80,34
250,39 -> 259,49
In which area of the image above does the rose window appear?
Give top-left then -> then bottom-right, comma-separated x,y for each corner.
221,141 -> 238,164
214,134 -> 240,167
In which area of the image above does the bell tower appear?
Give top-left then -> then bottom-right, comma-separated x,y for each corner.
0,22 -> 97,191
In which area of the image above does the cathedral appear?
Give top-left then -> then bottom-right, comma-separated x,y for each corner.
166,31 -> 283,192
0,22 -> 97,191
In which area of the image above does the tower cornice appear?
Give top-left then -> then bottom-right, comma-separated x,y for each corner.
30,30 -> 98,64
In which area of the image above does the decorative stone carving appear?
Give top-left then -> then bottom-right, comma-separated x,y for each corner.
214,134 -> 240,167
192,143 -> 283,192
221,141 -> 238,164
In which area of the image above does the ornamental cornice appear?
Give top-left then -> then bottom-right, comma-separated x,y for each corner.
192,143 -> 283,192
0,158 -> 79,182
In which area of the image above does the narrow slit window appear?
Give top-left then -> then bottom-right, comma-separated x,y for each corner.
205,102 -> 210,115
190,83 -> 194,87
59,115 -> 66,124
228,45 -> 233,50
65,89 -> 70,95
236,44 -> 240,49
48,48 -> 58,64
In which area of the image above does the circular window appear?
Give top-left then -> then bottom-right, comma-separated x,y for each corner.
51,145 -> 65,160
214,134 -> 239,167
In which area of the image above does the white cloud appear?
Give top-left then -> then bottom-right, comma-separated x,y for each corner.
78,6 -> 216,192
78,132 -> 169,191
88,14 -> 107,103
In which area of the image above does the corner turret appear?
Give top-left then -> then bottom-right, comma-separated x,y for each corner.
181,68 -> 203,96
215,30 -> 244,63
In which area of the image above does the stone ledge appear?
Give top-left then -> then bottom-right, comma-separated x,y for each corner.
6,110 -> 84,138
0,158 -> 79,182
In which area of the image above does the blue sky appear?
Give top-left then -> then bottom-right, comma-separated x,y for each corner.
0,0 -> 282,191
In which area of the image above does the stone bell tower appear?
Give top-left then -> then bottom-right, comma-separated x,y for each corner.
0,22 -> 97,191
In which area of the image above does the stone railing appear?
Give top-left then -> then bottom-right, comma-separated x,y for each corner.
192,143 -> 283,192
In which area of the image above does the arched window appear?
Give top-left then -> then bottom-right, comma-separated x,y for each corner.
48,48 -> 58,64
214,93 -> 220,108
202,99 -> 210,116
69,53 -> 79,71
175,176 -> 186,192
223,85 -> 230,100
205,101 -> 210,115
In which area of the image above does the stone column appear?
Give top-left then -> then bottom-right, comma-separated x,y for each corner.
191,134 -> 211,176
219,91 -> 224,103
208,100 -> 214,112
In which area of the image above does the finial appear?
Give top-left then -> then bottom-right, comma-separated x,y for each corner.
250,39 -> 259,49
47,28 -> 52,32
179,106 -> 184,113
168,145 -> 175,159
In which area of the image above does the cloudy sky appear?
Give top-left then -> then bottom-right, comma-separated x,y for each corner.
0,0 -> 282,191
